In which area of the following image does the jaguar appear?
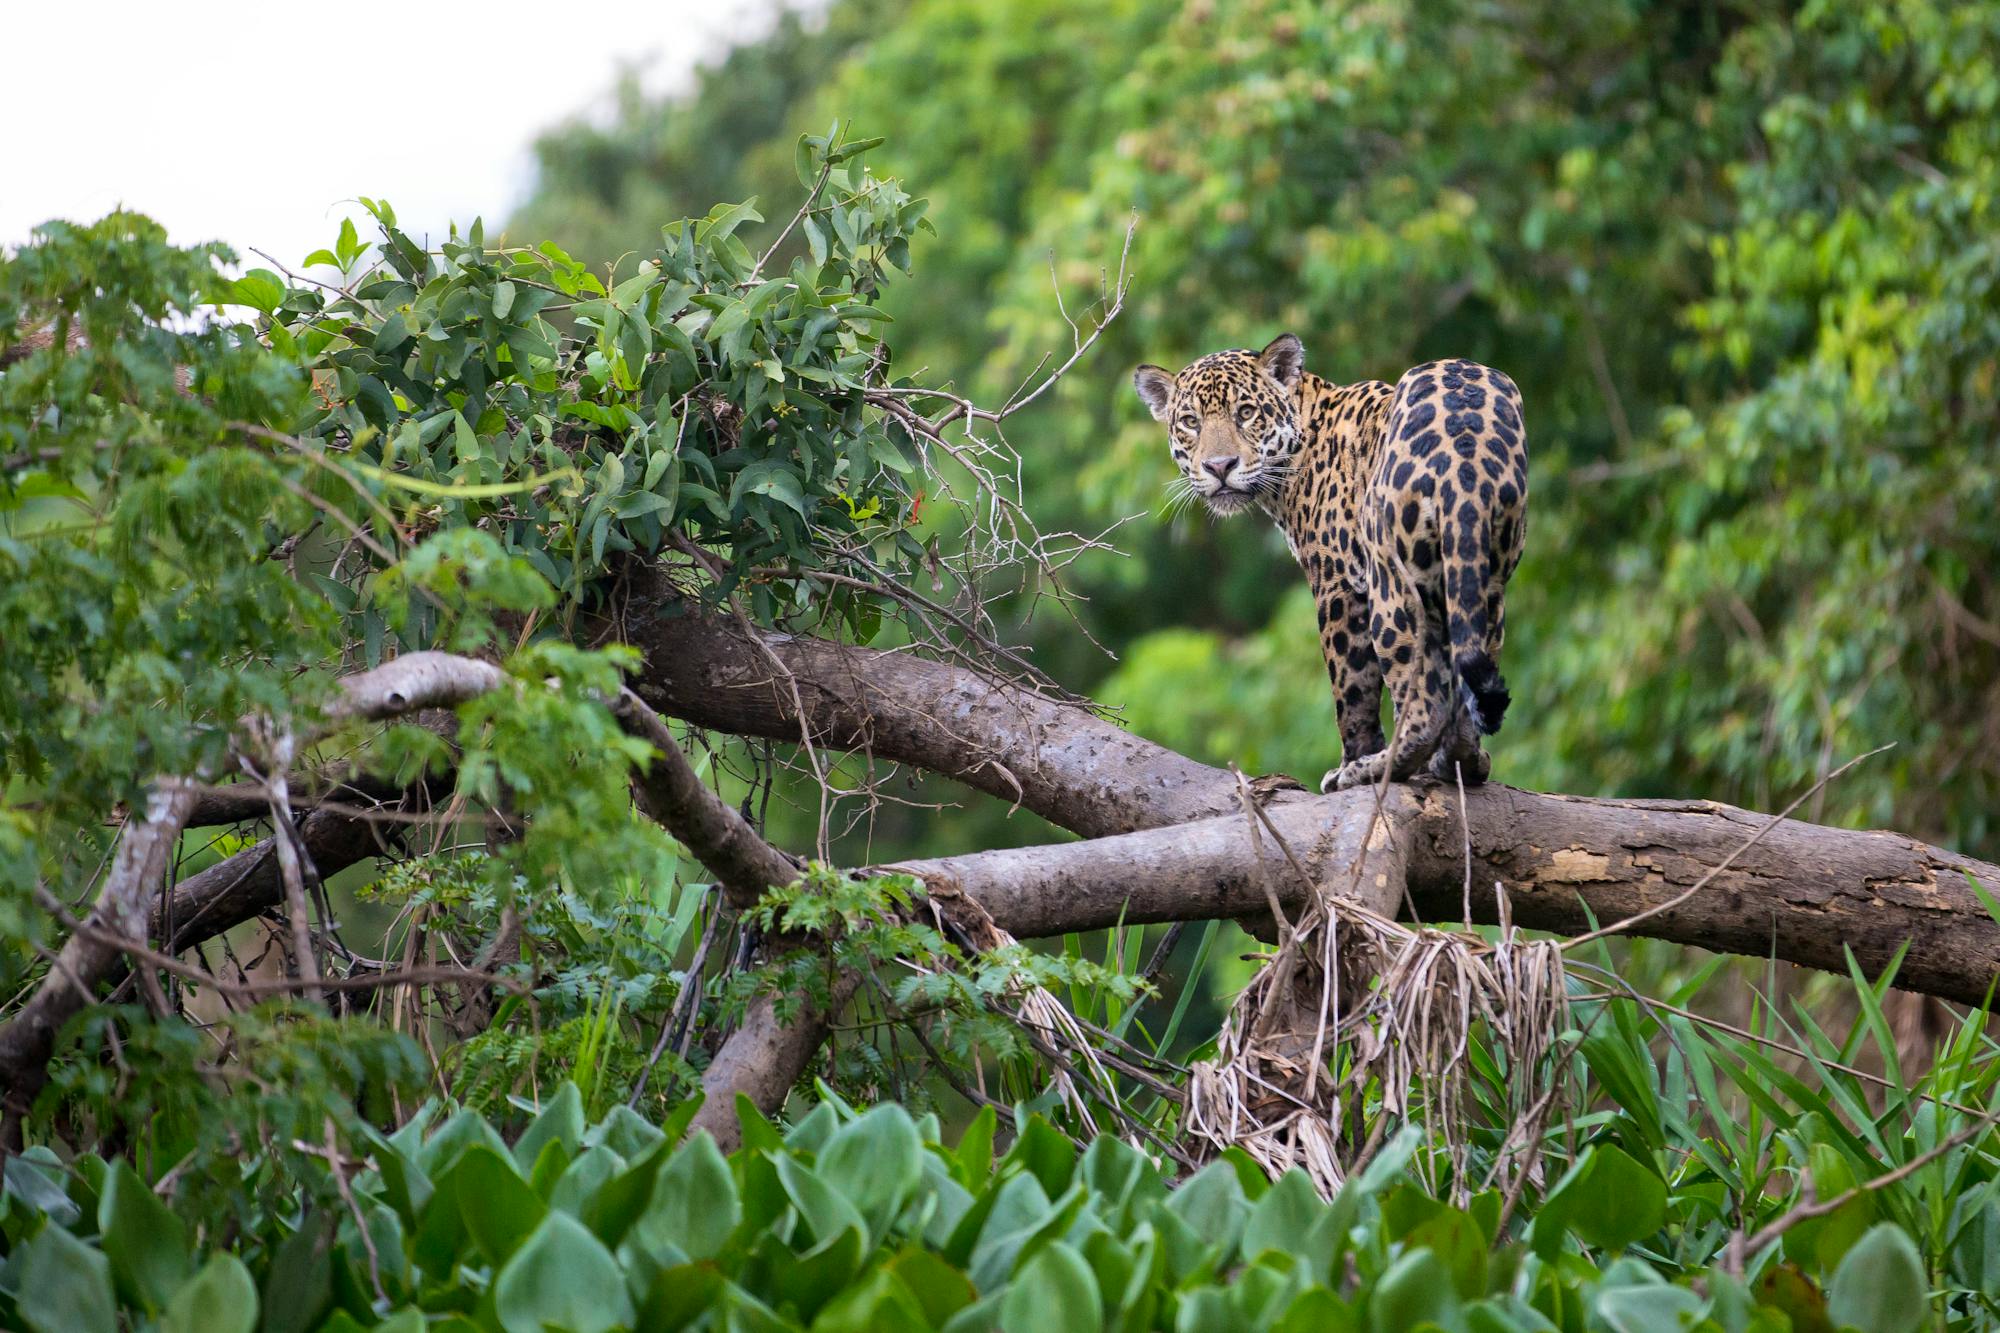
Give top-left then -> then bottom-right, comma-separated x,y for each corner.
1133,334 -> 1528,791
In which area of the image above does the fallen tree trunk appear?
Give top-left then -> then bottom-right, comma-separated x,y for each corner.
902,784 -> 2000,1006
630,603 -> 2000,1001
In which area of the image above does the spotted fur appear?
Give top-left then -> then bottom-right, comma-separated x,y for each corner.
1134,334 -> 1528,792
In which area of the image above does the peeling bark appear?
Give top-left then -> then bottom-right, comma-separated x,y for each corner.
1401,785 -> 2000,1006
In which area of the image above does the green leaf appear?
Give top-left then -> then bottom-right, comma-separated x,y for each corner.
1594,1283 -> 1704,1333
492,280 -> 517,319
1001,1114 -> 1076,1199
697,199 -> 765,245
637,1263 -> 726,1328
1368,1247 -> 1460,1332
455,1144 -> 548,1264
374,311 -> 411,352
811,1269 -> 932,1333
1828,1224 -> 1927,1333
163,1254 -> 258,1333
818,1103 -> 924,1241
224,268 -> 285,314
956,1106 -> 997,1187
513,1081 -> 586,1171
885,1247 -> 977,1327
999,1240 -> 1100,1333
776,1153 -> 867,1246
494,1212 -> 636,1333
1164,1160 -> 1249,1266
627,1131 -> 739,1262
12,1224 -> 116,1333
1243,1169 -> 1326,1264
829,134 -> 886,163
2,1146 -> 81,1226
99,1160 -> 191,1310
1533,1144 -> 1665,1256
770,1223 -> 865,1319
259,1214 -> 334,1333
734,462 -> 809,517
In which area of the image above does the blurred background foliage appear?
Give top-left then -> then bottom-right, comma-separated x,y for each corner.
517,0 -> 2000,863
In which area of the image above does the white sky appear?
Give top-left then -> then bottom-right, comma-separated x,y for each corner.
1,0 -> 780,268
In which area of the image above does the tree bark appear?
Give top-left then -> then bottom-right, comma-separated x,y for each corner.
0,781 -> 195,1149
613,689 -> 801,913
626,606 -> 2000,1002
621,585 -> 1238,838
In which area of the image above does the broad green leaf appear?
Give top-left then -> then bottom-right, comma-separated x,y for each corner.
1534,1144 -> 1665,1256
1243,1170 -> 1326,1264
494,1213 -> 635,1333
1001,1114 -> 1076,1198
1164,1160 -> 1249,1266
812,1268 -> 932,1333
163,1254 -> 257,1333
999,1240 -> 1101,1333
886,1247 -> 977,1326
818,1103 -> 924,1239
775,1153 -> 865,1246
628,1131 -> 739,1261
99,1160 -> 191,1310
513,1081 -> 586,1171
2,1146 -> 81,1225
1828,1224 -> 1927,1333
1595,1283 -> 1705,1333
1368,1247 -> 1461,1332
456,1144 -> 548,1264
13,1224 -> 116,1333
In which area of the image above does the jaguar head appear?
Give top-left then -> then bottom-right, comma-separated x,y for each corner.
1133,332 -> 1305,516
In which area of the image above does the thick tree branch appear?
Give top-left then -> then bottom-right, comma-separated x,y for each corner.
0,780 -> 196,1149
623,583 -> 1238,838
613,688 -> 800,912
623,599 -> 2000,1136
897,784 -> 2000,1006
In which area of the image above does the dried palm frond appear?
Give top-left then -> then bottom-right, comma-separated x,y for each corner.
1186,793 -> 1574,1201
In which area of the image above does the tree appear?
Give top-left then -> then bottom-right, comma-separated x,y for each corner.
9,0 -> 2000,1321
4,122 -> 2000,1322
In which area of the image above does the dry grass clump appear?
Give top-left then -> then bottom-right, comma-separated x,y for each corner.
1186,808 -> 1573,1200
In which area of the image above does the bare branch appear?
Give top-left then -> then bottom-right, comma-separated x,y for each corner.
613,688 -> 801,912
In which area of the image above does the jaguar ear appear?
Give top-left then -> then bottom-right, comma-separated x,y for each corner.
1132,364 -> 1176,422
1258,333 -> 1305,391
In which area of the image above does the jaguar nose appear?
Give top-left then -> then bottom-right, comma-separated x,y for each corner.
1202,456 -> 1239,484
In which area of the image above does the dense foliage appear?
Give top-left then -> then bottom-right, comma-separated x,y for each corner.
520,0 -> 2000,855
6,0 -> 2000,1326
4,1002 -> 1992,1333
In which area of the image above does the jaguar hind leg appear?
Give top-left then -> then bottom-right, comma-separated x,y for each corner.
1425,692 -> 1491,784
1321,561 -> 1452,791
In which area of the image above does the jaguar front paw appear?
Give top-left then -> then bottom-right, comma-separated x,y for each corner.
1320,757 -> 1384,792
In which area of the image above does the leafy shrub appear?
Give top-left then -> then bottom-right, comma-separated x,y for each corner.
0,1087 -> 1946,1333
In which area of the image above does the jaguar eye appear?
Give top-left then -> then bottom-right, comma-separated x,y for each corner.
1236,405 -> 1257,425
1177,415 -> 1199,435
